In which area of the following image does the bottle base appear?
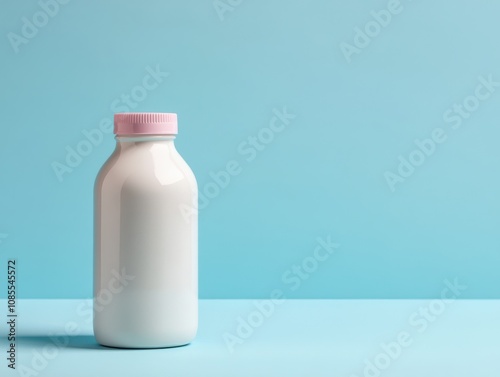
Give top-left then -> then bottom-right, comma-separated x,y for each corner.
96,339 -> 193,349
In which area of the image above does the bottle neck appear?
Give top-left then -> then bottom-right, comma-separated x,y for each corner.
115,135 -> 176,151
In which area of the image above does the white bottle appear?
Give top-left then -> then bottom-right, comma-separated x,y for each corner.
94,113 -> 198,348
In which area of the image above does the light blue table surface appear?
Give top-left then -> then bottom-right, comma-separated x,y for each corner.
1,299 -> 498,377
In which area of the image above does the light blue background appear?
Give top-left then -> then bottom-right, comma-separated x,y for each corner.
1,0 -> 499,299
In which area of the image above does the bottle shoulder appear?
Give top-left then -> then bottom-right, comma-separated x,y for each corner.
95,145 -> 197,193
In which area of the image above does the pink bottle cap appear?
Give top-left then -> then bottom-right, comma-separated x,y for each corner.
114,113 -> 178,135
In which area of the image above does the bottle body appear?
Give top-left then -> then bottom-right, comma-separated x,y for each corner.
94,134 -> 198,348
